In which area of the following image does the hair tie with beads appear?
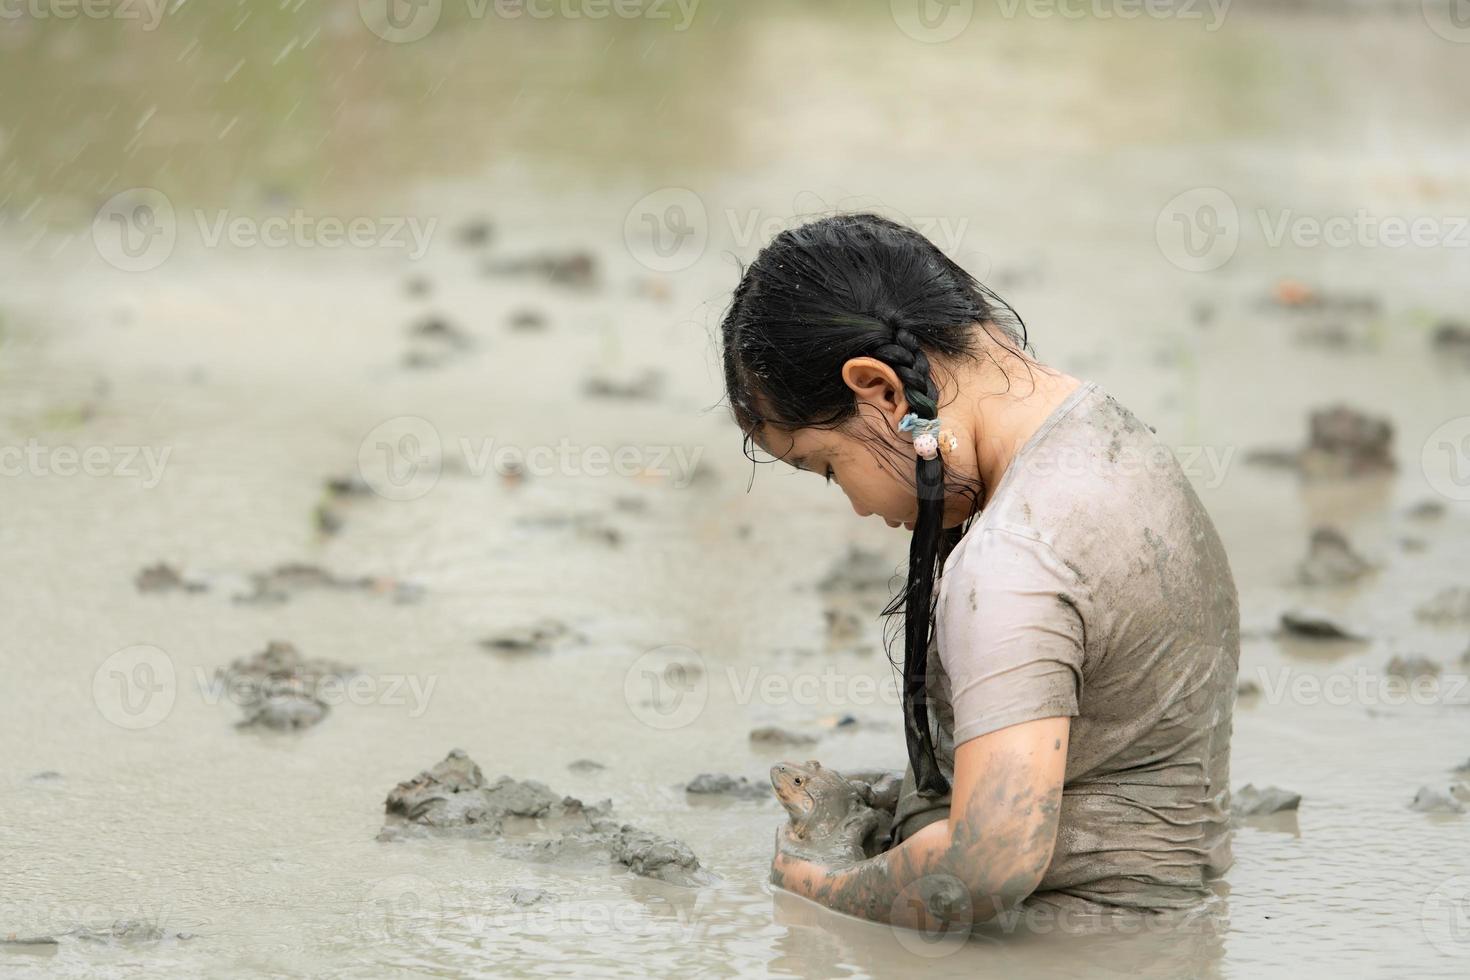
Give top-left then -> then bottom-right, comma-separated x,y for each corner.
898,413 -> 958,461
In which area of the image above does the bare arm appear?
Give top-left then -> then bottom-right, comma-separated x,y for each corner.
770,715 -> 1069,929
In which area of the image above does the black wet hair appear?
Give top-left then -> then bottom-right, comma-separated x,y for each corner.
720,212 -> 1027,798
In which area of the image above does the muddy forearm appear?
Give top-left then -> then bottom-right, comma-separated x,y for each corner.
777,778 -> 1062,929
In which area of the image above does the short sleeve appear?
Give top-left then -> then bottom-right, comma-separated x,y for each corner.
937,526 -> 1086,747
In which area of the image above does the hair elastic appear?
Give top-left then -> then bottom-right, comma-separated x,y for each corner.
899,413 -> 957,461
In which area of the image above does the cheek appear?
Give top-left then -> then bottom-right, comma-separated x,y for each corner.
844,467 -> 916,518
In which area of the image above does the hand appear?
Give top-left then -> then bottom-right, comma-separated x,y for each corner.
770,825 -> 827,898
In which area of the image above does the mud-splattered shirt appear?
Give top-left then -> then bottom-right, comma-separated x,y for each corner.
892,381 -> 1239,911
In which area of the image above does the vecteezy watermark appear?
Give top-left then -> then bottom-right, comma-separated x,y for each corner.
193,209 -> 436,260
93,644 -> 177,730
358,0 -> 700,44
92,188 -> 438,271
1243,666 -> 1470,708
890,0 -> 975,43
891,0 -> 1228,41
1157,187 -> 1470,272
93,188 -> 176,272
622,191 -> 975,273
991,0 -> 1229,28
1422,875 -> 1470,957
1003,438 -> 1237,491
193,668 -> 438,718
355,875 -> 713,944
727,665 -> 902,709
1422,0 -> 1470,44
1155,187 -> 1240,273
0,0 -> 170,30
624,188 -> 708,274
357,416 -> 443,502
1422,416 -> 1470,503
889,874 -> 974,956
357,875 -> 446,942
0,440 -> 171,488
355,416 -> 707,501
624,645 -> 707,730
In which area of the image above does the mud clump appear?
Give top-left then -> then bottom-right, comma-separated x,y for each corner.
379,750 -> 712,886
1301,405 -> 1395,477
581,369 -> 663,401
1415,587 -> 1470,626
598,821 -> 706,885
134,562 -> 209,594
403,314 -> 475,369
750,726 -> 819,747
3,919 -> 191,947
1246,405 -> 1394,478
1297,527 -> 1373,586
379,750 -> 578,839
479,619 -> 582,655
508,308 -> 547,332
482,251 -> 597,290
1279,608 -> 1364,641
1385,655 -> 1440,680
219,641 -> 356,731
817,546 -> 899,595
1406,499 -> 1447,521
455,217 -> 494,248
1409,785 -> 1466,814
233,563 -> 423,606
568,759 -> 606,773
1431,320 -> 1470,356
685,773 -> 768,800
1231,784 -> 1302,817
502,886 -> 552,907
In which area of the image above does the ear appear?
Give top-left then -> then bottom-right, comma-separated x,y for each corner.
840,357 -> 909,428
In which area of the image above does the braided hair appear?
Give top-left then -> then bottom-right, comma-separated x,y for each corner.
720,213 -> 1027,798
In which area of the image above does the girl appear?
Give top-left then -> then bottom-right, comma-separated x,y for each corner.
720,214 -> 1238,929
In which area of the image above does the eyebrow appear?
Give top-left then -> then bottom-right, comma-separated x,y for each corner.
788,454 -> 808,472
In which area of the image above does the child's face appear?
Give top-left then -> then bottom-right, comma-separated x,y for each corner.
757,416 -> 936,530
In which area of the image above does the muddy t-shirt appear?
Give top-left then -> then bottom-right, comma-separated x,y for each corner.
892,381 -> 1239,911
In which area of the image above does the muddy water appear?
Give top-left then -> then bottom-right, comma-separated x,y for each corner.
3,2 -> 1470,976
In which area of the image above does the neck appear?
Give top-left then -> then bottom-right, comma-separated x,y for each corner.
945,341 -> 1082,504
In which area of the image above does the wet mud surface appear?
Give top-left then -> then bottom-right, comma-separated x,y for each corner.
3,4 -> 1470,978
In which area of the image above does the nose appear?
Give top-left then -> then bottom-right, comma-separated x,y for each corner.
851,499 -> 872,518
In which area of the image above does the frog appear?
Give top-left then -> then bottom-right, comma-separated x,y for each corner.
770,760 -> 886,865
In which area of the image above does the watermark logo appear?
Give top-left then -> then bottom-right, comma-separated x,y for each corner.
0,440 -> 171,488
93,188 -> 176,272
890,873 -> 973,956
1156,187 -> 1238,272
990,0 -> 1230,29
1422,875 -> 1470,956
624,645 -> 707,730
358,874 -> 445,942
1423,416 -> 1470,502
358,416 -> 443,502
356,416 -> 707,499
1244,665 -> 1468,707
620,194 -> 975,271
1423,0 -> 1470,43
194,669 -> 438,718
93,644 -> 176,730
0,0 -> 170,30
359,0 -> 699,43
891,0 -> 974,42
92,190 -> 439,270
359,0 -> 443,42
624,188 -> 708,273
